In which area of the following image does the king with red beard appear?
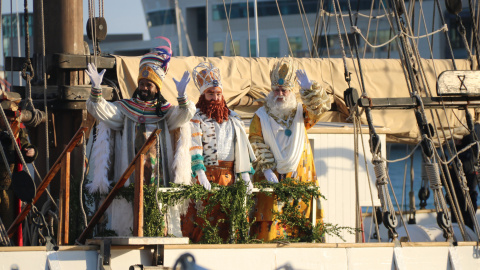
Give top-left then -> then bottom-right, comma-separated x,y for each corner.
181,62 -> 256,243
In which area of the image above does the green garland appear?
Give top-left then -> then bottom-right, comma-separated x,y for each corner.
256,178 -> 359,242
158,180 -> 255,244
85,183 -> 166,237
85,177 -> 358,242
158,178 -> 358,243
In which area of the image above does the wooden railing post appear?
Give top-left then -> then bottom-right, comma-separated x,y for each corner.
77,129 -> 160,244
58,152 -> 71,245
133,154 -> 145,236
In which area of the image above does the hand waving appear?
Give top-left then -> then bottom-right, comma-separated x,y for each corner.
173,71 -> 191,97
85,63 -> 106,89
296,69 -> 312,90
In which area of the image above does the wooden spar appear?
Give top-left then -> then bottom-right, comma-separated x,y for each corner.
76,129 -> 161,244
357,96 -> 480,110
133,154 -> 145,237
59,151 -> 71,245
7,127 -> 87,238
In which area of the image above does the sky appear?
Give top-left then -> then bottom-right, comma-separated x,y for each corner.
0,0 -> 150,67
1,0 -> 150,39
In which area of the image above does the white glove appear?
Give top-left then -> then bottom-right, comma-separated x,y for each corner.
85,63 -> 106,89
241,172 -> 253,195
296,69 -> 312,90
196,170 -> 211,190
263,169 -> 279,184
173,71 -> 191,97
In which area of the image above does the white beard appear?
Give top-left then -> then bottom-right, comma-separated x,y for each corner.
265,91 -> 298,120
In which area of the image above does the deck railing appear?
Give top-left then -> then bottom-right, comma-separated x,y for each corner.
77,129 -> 161,244
7,126 -> 88,245
77,127 -> 320,244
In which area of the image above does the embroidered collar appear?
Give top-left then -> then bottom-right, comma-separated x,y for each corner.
117,98 -> 171,122
132,97 -> 158,108
264,103 -> 296,128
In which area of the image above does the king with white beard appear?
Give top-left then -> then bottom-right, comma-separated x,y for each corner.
249,57 -> 331,241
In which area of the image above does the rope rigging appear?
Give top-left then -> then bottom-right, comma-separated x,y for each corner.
222,0 -> 236,56
335,0 -> 411,242
337,0 -> 480,242
382,0 -> 480,242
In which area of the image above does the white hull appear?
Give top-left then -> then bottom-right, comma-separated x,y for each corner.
1,242 -> 479,270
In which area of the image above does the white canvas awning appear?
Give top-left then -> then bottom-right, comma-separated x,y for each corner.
115,56 -> 477,144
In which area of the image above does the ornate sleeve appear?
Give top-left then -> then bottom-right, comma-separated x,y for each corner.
190,117 -> 206,177
249,115 -> 276,172
165,97 -> 196,130
86,91 -> 125,131
300,81 -> 331,130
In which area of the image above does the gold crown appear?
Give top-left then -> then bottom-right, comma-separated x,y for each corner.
192,62 -> 223,94
270,57 -> 297,90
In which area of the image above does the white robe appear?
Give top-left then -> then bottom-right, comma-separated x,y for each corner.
86,97 -> 195,236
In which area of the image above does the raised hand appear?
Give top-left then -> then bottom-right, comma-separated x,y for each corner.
173,71 -> 191,97
196,170 -> 211,190
263,169 -> 279,184
296,69 -> 312,90
85,63 -> 106,89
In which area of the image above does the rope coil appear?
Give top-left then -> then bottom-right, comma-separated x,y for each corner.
373,159 -> 388,185
425,163 -> 442,190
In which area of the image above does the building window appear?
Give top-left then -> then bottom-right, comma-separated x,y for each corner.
212,1 -> 382,21
2,13 -> 33,38
365,30 -> 396,53
448,11 -> 473,58
213,42 -> 224,57
316,33 -> 361,56
248,39 -> 257,57
212,1 -> 320,21
230,41 -> 240,56
267,38 -> 280,57
146,9 -> 176,27
288,37 -> 302,56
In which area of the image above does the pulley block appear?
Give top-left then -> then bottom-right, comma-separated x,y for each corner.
445,0 -> 463,15
383,211 -> 398,230
418,186 -> 430,209
343,87 -> 359,109
436,211 -> 452,231
86,17 -> 108,41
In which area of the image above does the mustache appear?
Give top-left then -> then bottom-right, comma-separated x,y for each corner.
207,99 -> 222,105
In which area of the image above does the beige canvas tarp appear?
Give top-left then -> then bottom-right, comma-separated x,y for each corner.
115,56 -> 477,144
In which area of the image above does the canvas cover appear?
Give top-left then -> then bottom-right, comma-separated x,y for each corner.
115,55 -> 477,144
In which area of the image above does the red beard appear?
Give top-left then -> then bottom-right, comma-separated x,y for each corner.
196,95 -> 230,123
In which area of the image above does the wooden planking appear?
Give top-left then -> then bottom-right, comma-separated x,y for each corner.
314,133 -> 356,243
312,132 -> 383,243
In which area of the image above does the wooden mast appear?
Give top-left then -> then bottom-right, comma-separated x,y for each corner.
31,0 -> 89,245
